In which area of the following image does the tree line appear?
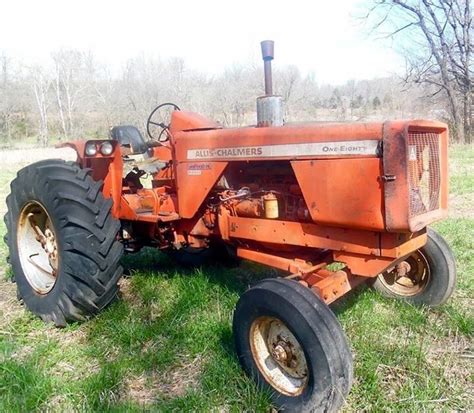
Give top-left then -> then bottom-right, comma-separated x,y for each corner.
2,0 -> 473,149
1,49 -> 465,147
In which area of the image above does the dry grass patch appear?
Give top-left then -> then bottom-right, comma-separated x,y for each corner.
121,355 -> 204,405
425,333 -> 473,390
117,277 -> 142,308
375,364 -> 415,401
42,394 -> 79,412
0,280 -> 22,330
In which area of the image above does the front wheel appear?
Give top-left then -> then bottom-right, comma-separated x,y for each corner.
373,228 -> 456,307
233,278 -> 352,412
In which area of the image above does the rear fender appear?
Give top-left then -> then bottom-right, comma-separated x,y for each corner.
57,140 -> 123,217
56,141 -> 87,164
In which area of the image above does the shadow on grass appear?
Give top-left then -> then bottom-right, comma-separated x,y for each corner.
74,248 -> 274,411
120,246 -> 279,293
89,246 -> 412,411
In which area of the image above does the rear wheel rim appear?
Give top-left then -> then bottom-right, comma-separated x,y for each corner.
17,201 -> 59,294
249,316 -> 308,396
379,250 -> 431,297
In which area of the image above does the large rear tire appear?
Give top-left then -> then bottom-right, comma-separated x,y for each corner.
233,278 -> 352,413
373,228 -> 456,307
4,160 -> 123,326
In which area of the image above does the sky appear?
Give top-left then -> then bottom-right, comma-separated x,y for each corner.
0,0 -> 405,85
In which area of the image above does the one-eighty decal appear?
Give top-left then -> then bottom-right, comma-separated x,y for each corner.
187,140 -> 380,160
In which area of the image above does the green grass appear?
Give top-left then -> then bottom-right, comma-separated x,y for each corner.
0,145 -> 473,412
449,144 -> 474,195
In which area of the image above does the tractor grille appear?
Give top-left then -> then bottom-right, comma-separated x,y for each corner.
407,132 -> 441,217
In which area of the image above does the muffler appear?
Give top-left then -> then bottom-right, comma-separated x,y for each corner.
257,40 -> 284,127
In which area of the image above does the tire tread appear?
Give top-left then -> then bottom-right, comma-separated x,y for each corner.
4,159 -> 123,326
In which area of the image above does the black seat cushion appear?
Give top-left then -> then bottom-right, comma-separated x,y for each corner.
110,125 -> 147,154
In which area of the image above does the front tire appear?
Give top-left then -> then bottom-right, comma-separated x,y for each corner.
373,228 -> 456,307
4,160 -> 123,326
233,278 -> 352,412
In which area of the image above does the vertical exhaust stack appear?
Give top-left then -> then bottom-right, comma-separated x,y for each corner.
257,40 -> 284,127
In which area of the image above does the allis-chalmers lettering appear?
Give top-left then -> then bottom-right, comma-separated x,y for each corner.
193,147 -> 263,158
187,140 -> 380,160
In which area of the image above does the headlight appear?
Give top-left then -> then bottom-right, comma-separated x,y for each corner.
85,142 -> 97,156
100,141 -> 114,156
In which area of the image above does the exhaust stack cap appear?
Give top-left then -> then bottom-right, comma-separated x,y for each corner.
260,40 -> 274,96
257,40 -> 283,127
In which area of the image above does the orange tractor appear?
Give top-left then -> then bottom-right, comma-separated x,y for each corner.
5,41 -> 456,412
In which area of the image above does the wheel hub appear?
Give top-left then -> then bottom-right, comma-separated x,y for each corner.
249,316 -> 308,396
43,228 -> 58,265
271,342 -> 289,363
395,261 -> 411,277
17,202 -> 59,294
379,251 -> 430,296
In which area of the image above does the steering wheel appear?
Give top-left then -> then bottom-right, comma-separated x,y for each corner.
146,102 -> 180,143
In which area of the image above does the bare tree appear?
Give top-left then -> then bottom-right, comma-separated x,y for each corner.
275,65 -> 301,119
51,49 -> 89,139
30,66 -> 51,146
0,52 -> 13,143
366,0 -> 472,143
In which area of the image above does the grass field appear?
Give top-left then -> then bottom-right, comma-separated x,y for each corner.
0,145 -> 472,412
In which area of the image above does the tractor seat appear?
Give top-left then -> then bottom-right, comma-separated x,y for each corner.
110,125 -> 147,154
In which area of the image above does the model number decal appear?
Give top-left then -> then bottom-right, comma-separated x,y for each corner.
187,162 -> 211,175
187,140 -> 379,160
